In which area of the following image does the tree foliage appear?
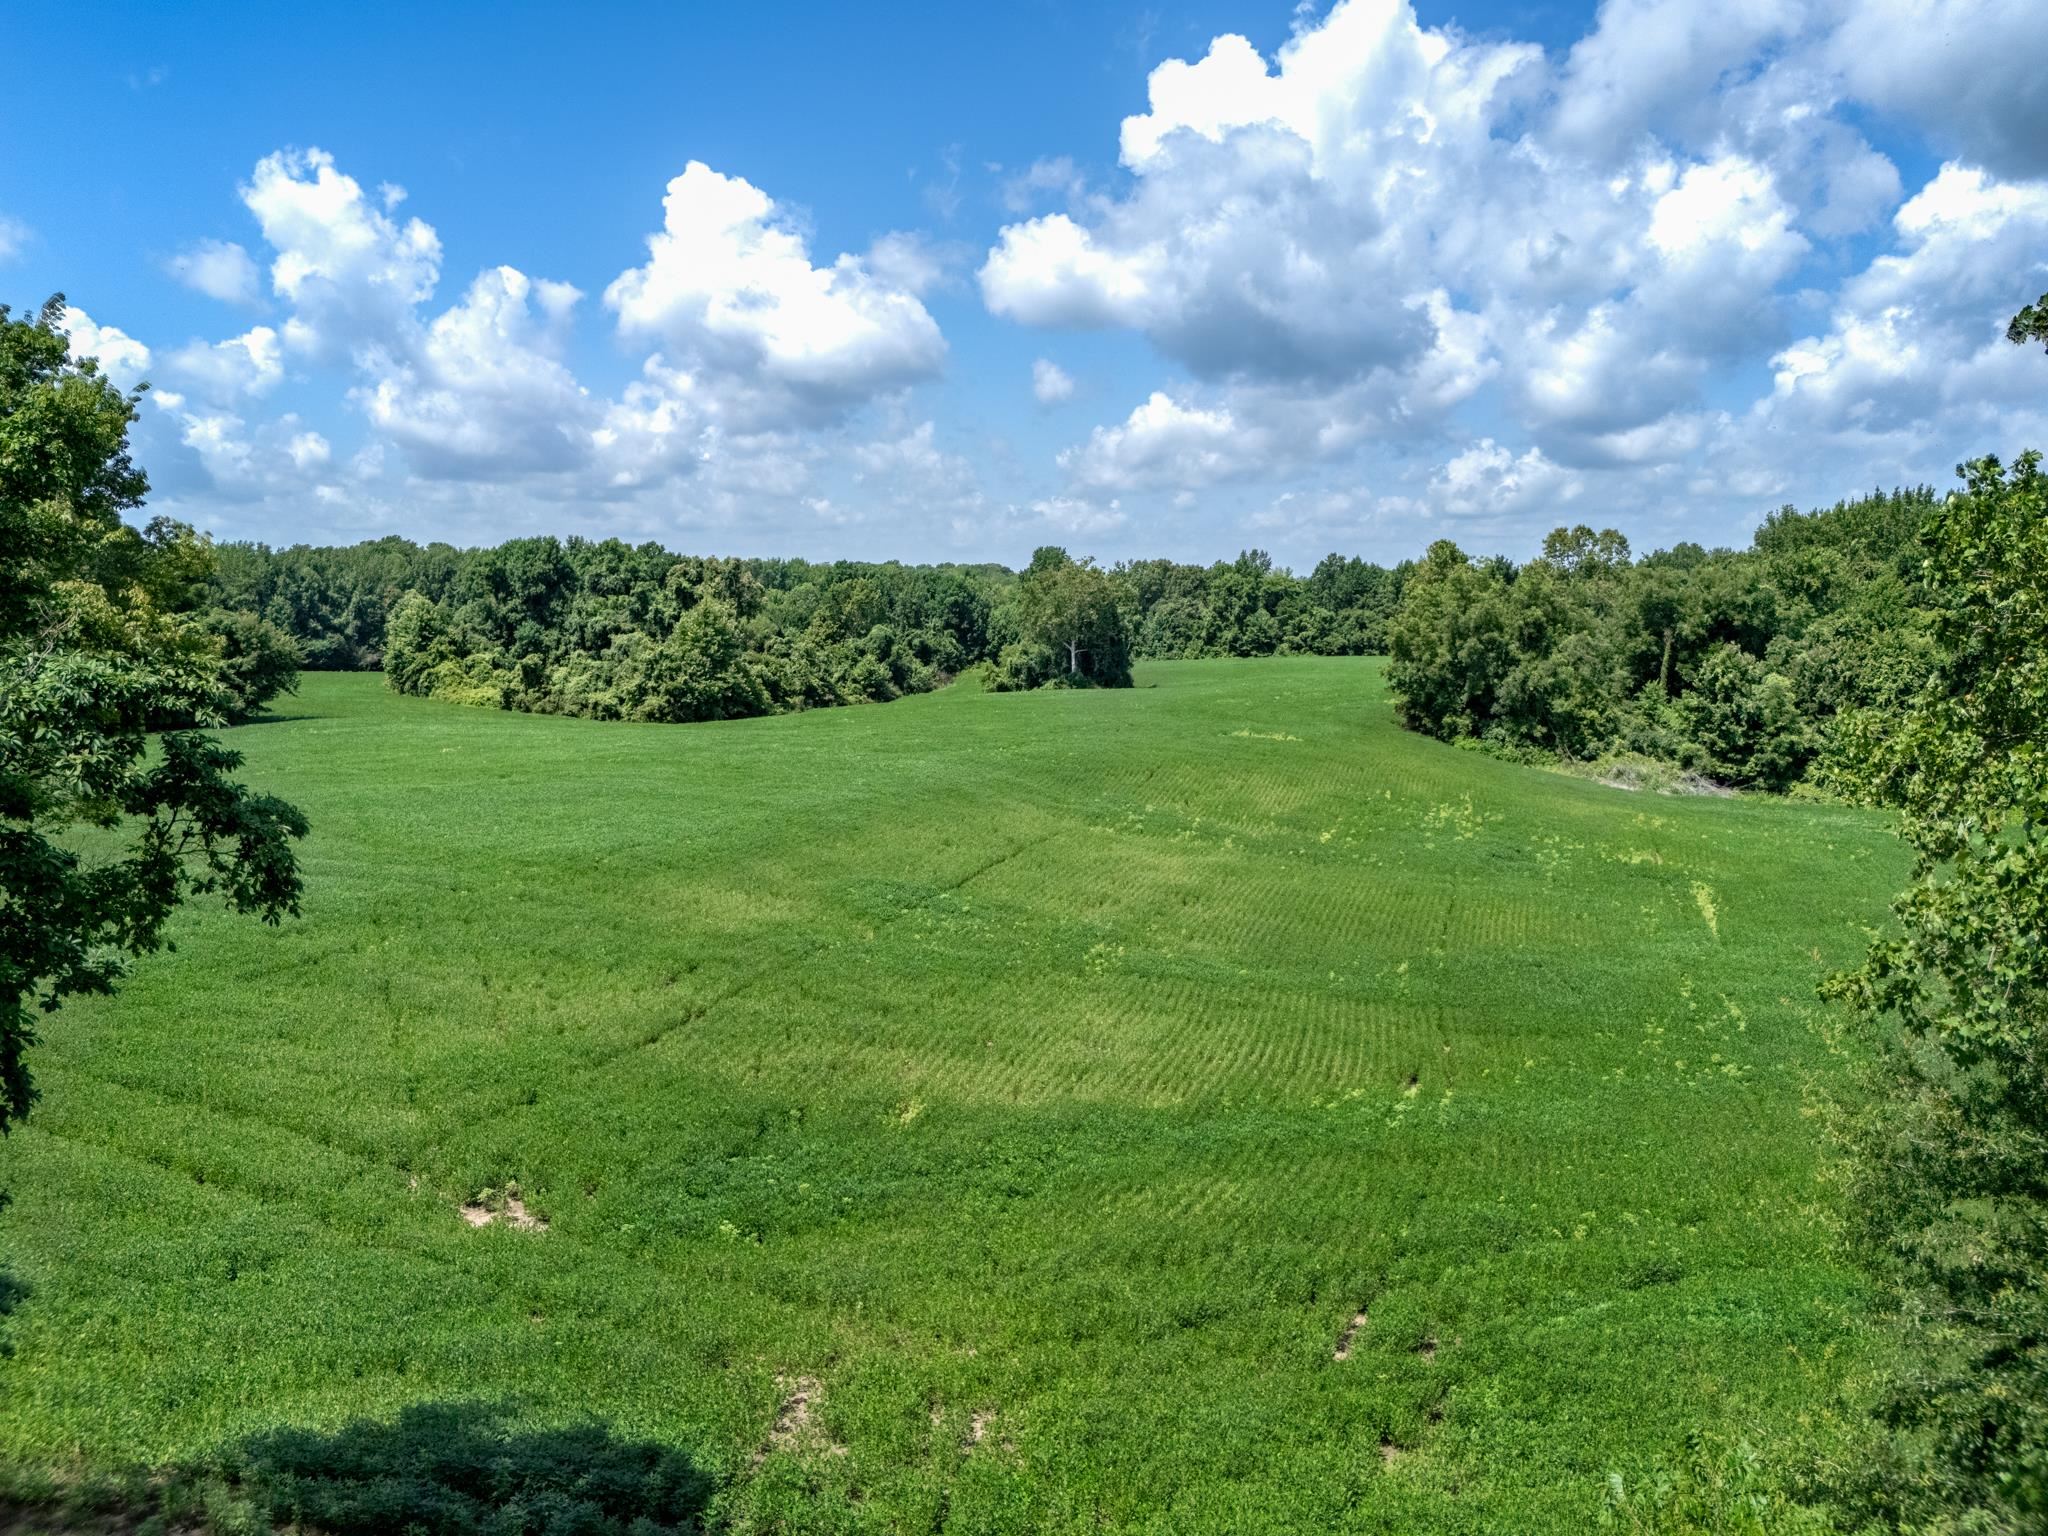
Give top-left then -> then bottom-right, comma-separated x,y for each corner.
372,539 -> 1005,720
1822,453 -> 2048,1532
0,296 -> 307,1132
989,546 -> 1132,690
1115,547 -> 1407,660
210,535 -> 463,670
2006,292 -> 2048,353
1385,497 -> 1937,790
225,537 -> 1412,701
203,607 -> 302,722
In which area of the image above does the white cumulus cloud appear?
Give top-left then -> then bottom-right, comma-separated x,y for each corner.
1428,439 -> 1582,521
166,239 -> 262,305
1765,162 -> 2048,436
241,147 -> 442,360
62,306 -> 152,388
356,264 -> 594,478
166,326 -> 285,399
1060,391 -> 1266,492
606,161 -> 946,429
1826,0 -> 2048,179
1032,358 -> 1075,404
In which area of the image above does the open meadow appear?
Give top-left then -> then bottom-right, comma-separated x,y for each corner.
0,658 -> 1904,1532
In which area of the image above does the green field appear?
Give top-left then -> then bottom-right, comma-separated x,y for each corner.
0,659 -> 1902,1531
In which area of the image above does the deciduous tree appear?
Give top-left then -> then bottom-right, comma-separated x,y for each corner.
1824,452 -> 2048,1529
0,297 -> 306,1131
990,547 -> 1132,690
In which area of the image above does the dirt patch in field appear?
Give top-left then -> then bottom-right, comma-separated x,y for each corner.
504,1196 -> 545,1231
760,1374 -> 846,1463
1334,1308 -> 1369,1361
1572,756 -> 1735,797
458,1190 -> 548,1232
1672,773 -> 1736,797
1415,1335 -> 1438,1362
769,1376 -> 819,1450
930,1403 -> 1000,1452
1380,1438 -> 1405,1467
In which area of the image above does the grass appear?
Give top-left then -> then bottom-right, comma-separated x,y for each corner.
0,658 -> 1902,1532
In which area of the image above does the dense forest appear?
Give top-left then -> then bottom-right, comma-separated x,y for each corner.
1383,488 -> 1939,791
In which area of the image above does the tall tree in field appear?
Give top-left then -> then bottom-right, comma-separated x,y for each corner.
0,297 -> 307,1133
1823,450 -> 2048,1529
991,546 -> 1132,690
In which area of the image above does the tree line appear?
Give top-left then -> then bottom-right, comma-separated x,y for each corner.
211,494 -> 1945,799
206,538 -> 1413,719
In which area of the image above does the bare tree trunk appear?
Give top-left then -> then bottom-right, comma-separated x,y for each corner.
1068,636 -> 1081,675
1659,627 -> 1675,697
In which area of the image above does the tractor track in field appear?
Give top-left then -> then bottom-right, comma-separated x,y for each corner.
945,830 -> 1062,893
21,1119 -> 486,1282
54,1059 -> 401,1179
465,827 -> 1071,1122
37,829 -> 1075,1228
17,1115 -> 713,1343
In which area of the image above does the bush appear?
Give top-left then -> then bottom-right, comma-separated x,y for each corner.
204,609 -> 302,721
1676,645 -> 1816,791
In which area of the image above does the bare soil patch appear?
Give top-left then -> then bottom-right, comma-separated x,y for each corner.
760,1375 -> 846,1463
504,1195 -> 545,1231
457,1188 -> 548,1232
1333,1308 -> 1369,1361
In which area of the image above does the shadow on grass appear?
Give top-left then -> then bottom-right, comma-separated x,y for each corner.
0,1267 -> 25,1361
3,1401 -> 713,1535
0,1183 -> 26,1363
224,711 -> 325,728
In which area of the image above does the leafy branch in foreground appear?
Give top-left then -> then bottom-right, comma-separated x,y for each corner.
0,296 -> 307,1132
2007,292 -> 2048,352
1822,451 -> 2048,1531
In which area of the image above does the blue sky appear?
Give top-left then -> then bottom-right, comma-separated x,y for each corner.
4,0 -> 2044,569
